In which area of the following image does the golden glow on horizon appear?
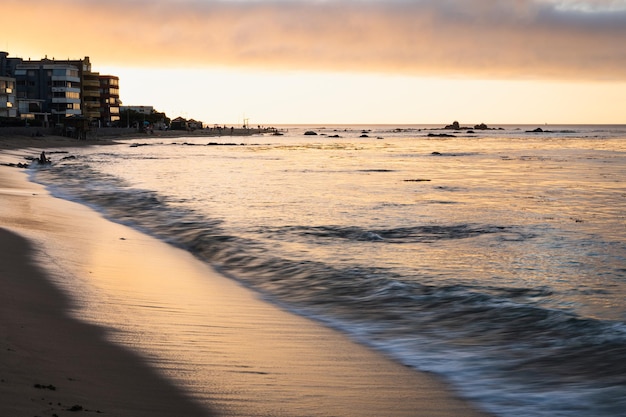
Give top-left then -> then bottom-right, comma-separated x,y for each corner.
99,67 -> 625,125
4,0 -> 626,124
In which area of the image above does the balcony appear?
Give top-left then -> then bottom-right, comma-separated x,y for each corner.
83,79 -> 100,88
52,87 -> 81,94
51,75 -> 80,83
52,97 -> 81,104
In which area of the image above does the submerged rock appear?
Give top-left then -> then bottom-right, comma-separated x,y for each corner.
428,133 -> 456,138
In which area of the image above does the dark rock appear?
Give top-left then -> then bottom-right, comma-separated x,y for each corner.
34,383 -> 57,390
428,133 -> 456,138
474,123 -> 489,130
304,131 -> 318,135
444,121 -> 461,130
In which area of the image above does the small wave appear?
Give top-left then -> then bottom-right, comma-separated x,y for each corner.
258,224 -> 522,244
33,158 -> 626,417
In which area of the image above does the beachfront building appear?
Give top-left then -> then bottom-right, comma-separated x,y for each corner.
82,70 -> 101,121
0,52 -> 123,127
0,76 -> 17,118
0,52 -> 21,78
13,60 -> 82,124
170,116 -> 189,130
100,75 -> 121,126
52,57 -> 102,124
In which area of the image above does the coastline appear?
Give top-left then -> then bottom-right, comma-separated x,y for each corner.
0,126 -> 277,151
0,228 -> 214,417
0,141 -> 492,417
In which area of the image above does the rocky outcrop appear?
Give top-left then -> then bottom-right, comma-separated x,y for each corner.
444,121 -> 462,130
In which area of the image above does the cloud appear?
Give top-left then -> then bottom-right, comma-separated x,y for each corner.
4,0 -> 626,80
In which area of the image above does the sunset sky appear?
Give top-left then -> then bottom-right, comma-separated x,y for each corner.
4,0 -> 626,125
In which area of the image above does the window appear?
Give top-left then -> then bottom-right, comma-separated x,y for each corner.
53,91 -> 80,99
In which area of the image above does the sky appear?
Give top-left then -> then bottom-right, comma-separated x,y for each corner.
3,0 -> 626,125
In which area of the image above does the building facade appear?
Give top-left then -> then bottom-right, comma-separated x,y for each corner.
0,52 -> 121,126
13,60 -> 82,123
100,75 -> 121,126
0,76 -> 17,118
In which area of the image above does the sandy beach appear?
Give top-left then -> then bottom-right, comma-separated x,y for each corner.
0,137 -> 490,416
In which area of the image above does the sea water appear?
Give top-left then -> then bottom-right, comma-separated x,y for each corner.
33,125 -> 626,416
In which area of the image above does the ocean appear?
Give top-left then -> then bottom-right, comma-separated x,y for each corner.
32,124 -> 626,416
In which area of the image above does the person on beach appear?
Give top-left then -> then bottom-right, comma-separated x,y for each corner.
39,151 -> 48,164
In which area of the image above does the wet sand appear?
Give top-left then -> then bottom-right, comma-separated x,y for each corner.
0,143 -> 491,417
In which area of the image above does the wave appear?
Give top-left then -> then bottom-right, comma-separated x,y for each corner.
33,156 -> 626,417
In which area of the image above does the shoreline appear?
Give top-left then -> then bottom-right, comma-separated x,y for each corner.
0,143 -> 492,416
0,126 -> 278,150
0,228 -> 214,417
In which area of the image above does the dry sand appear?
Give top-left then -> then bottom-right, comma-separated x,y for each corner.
0,140 -> 491,417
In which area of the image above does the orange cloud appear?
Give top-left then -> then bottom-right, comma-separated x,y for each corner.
4,0 -> 626,80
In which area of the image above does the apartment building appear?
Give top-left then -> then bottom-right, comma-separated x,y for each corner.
0,52 -> 120,125
0,76 -> 17,118
13,60 -> 82,123
0,52 -> 19,119
100,75 -> 121,126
